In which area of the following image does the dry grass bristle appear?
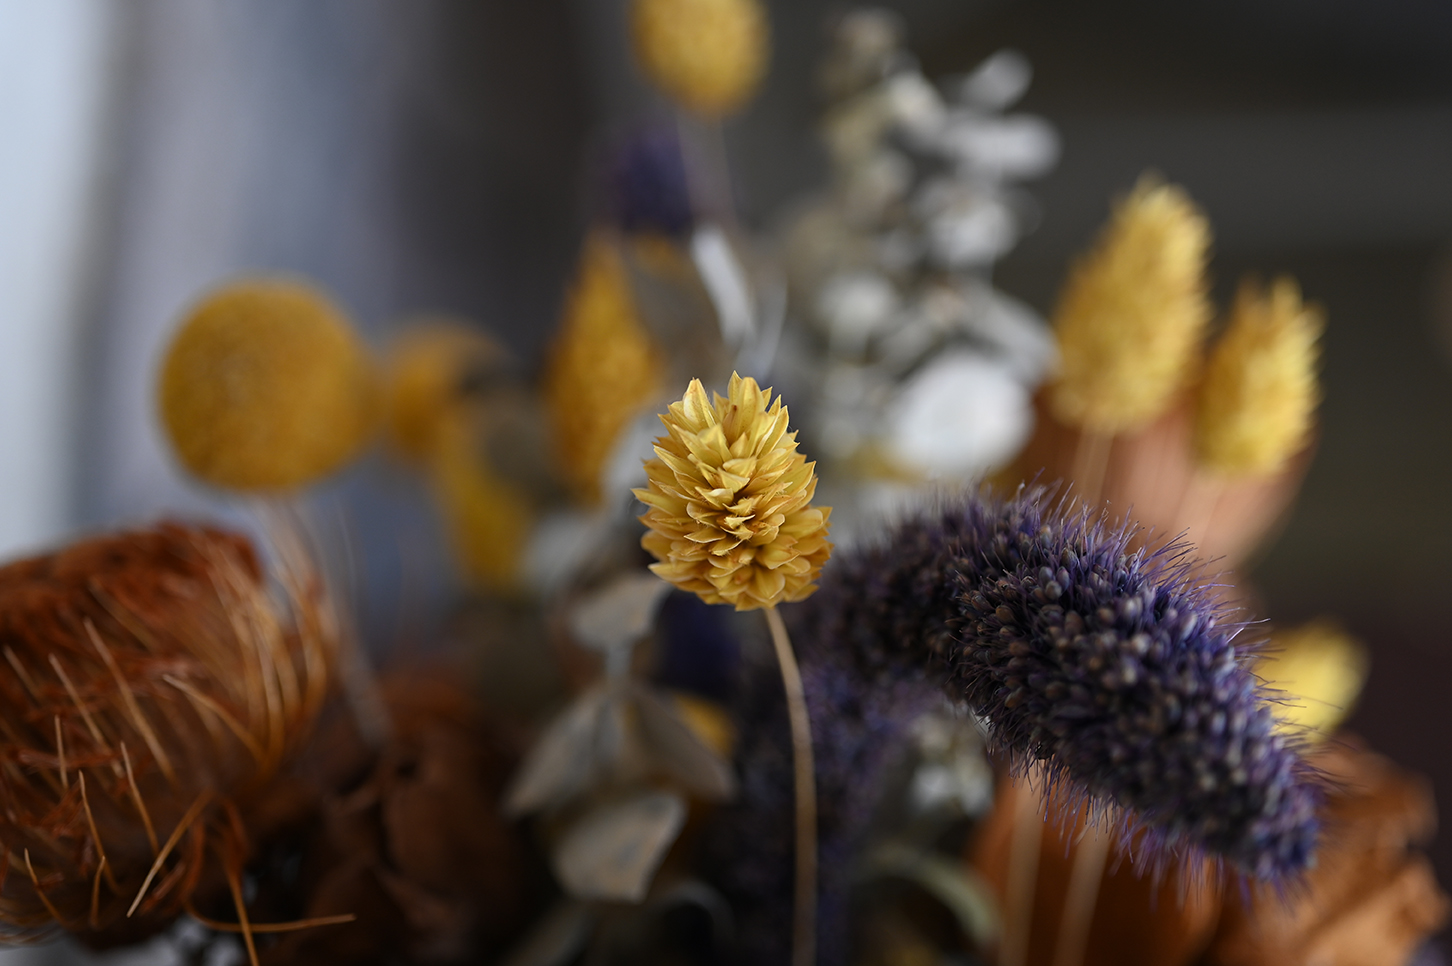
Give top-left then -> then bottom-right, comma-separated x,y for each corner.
0,522 -> 336,943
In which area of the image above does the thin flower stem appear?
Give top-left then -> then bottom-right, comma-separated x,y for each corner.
765,604 -> 817,966
1051,824 -> 1110,966
1001,774 -> 1044,966
1070,429 -> 1113,506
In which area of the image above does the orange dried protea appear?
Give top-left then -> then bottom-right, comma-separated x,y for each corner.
634,372 -> 831,611
0,522 -> 336,948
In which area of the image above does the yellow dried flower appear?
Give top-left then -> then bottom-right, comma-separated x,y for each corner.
1049,178 -> 1213,435
431,411 -> 532,593
1196,277 -> 1323,476
158,279 -> 378,490
1259,619 -> 1368,740
544,232 -> 665,505
635,373 -> 831,611
383,320 -> 504,463
631,0 -> 770,116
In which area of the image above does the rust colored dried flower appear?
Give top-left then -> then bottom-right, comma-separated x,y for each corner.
158,279 -> 379,491
1049,178 -> 1213,435
0,523 -> 336,947
545,232 -> 666,505
1196,277 -> 1323,476
635,373 -> 831,611
631,0 -> 770,116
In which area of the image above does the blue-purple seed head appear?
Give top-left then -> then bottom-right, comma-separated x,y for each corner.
934,491 -> 1319,879
606,126 -> 693,238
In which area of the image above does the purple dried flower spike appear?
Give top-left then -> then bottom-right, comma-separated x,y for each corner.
833,487 -> 1320,879
706,487 -> 1320,962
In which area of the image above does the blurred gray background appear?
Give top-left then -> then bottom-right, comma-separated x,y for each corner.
1,0 -> 1449,959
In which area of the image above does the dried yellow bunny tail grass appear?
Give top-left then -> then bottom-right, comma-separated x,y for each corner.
1196,277 -> 1323,476
158,279 -> 379,491
1049,178 -> 1213,435
634,373 -> 832,611
544,232 -> 666,505
1259,619 -> 1367,741
631,0 -> 770,117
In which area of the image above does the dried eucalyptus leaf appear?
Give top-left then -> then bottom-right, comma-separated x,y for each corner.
552,791 -> 687,903
632,687 -> 736,801
569,573 -> 672,653
503,686 -> 609,816
497,900 -> 596,966
860,842 -> 1000,947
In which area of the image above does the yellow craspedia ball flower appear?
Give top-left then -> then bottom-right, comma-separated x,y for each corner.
383,321 -> 504,463
1259,619 -> 1368,741
634,373 -> 832,611
544,232 -> 665,505
1196,277 -> 1323,476
158,279 -> 378,490
1049,177 -> 1213,435
631,0 -> 770,116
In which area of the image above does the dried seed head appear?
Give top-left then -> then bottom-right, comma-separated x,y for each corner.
0,523 -> 336,941
631,0 -> 770,117
1049,178 -> 1213,435
544,232 -> 666,505
157,279 -> 379,491
1196,277 -> 1323,476
635,373 -> 832,611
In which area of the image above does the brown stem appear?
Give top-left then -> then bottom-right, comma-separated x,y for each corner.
1069,429 -> 1113,507
1000,774 -> 1045,966
765,604 -> 817,966
1051,825 -> 1110,966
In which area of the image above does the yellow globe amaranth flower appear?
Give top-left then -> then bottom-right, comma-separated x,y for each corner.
635,373 -> 831,611
1049,178 -> 1213,435
158,278 -> 378,490
631,0 -> 770,116
545,232 -> 665,505
383,320 -> 505,464
1196,277 -> 1323,476
1258,619 -> 1367,741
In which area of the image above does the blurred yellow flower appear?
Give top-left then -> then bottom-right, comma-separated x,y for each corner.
631,0 -> 769,116
382,320 -> 505,464
1196,277 -> 1323,476
1049,178 -> 1212,435
635,373 -> 831,611
544,232 -> 665,505
157,278 -> 378,491
431,412 -> 531,593
1259,619 -> 1368,741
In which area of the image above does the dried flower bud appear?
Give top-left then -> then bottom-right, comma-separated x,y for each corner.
544,233 -> 666,505
839,490 -> 1319,878
158,279 -> 379,491
382,321 -> 505,463
1050,178 -> 1213,435
0,523 -> 335,942
630,0 -> 770,117
1196,277 -> 1323,476
1258,619 -> 1367,741
635,373 -> 832,611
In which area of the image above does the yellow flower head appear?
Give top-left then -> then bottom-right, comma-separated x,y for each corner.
431,411 -> 532,593
545,232 -> 665,505
158,278 -> 378,491
1196,277 -> 1323,476
1259,619 -> 1368,741
631,0 -> 770,117
383,320 -> 504,464
635,373 -> 831,611
1049,177 -> 1213,434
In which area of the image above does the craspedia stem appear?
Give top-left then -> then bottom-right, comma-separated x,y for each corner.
766,604 -> 818,966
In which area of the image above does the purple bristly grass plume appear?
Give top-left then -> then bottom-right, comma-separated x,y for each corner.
704,486 -> 1320,963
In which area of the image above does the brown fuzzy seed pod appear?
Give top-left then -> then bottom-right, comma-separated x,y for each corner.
0,522 -> 336,945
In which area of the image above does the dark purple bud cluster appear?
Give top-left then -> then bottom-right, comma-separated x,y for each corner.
931,490 -> 1319,879
606,126 -> 694,238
